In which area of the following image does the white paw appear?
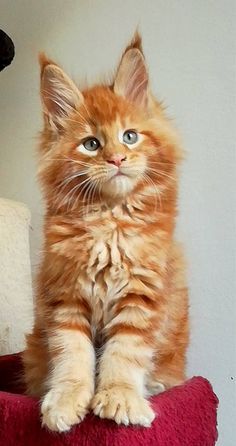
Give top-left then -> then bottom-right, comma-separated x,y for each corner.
92,387 -> 155,427
41,385 -> 93,432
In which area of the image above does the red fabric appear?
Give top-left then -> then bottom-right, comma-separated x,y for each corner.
0,353 -> 218,446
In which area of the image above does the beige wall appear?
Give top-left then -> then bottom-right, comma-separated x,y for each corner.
0,1 -> 235,444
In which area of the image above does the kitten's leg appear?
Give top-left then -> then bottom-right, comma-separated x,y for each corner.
146,353 -> 186,397
23,326 -> 49,397
92,294 -> 156,427
41,300 -> 95,432
147,282 -> 189,393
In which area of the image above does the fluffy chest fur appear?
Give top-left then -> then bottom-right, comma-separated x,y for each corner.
47,205 -> 169,334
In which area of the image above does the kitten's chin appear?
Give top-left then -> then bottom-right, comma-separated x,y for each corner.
102,175 -> 136,199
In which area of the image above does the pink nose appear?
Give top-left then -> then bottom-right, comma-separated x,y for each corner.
106,154 -> 127,167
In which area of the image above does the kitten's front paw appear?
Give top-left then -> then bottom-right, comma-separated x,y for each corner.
92,387 -> 155,427
41,385 -> 93,432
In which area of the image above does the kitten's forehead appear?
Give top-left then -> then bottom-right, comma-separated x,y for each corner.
82,85 -> 135,127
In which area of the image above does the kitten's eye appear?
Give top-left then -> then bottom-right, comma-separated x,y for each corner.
83,137 -> 101,151
123,130 -> 138,145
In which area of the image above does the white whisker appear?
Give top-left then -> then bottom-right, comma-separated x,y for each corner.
62,176 -> 91,210
56,171 -> 88,196
141,173 -> 162,213
146,167 -> 175,182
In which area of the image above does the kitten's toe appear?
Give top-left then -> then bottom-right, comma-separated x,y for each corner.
41,385 -> 93,432
92,387 -> 155,427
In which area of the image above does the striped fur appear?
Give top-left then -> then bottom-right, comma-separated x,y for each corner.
23,33 -> 189,432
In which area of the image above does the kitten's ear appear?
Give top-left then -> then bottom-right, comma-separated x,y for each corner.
39,53 -> 83,130
114,32 -> 149,108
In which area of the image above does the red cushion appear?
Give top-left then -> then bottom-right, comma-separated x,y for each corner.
0,353 -> 218,446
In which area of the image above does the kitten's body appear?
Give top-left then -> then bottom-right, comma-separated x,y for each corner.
23,35 -> 189,432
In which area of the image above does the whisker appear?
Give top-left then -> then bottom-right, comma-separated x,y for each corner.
56,171 -> 88,195
141,174 -> 157,213
141,173 -> 162,213
148,160 -> 176,166
72,181 -> 89,211
84,179 -> 98,216
60,155 -> 92,167
91,179 -> 100,209
62,177 -> 91,210
83,180 -> 94,205
66,183 -> 83,212
67,177 -> 95,212
146,167 -> 175,182
44,156 -> 92,170
97,177 -> 103,209
73,173 -> 105,212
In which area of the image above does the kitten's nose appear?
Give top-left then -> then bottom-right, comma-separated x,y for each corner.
106,154 -> 127,167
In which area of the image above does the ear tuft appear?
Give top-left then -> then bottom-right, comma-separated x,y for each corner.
123,31 -> 143,55
38,52 -> 57,77
39,54 -> 83,131
114,33 -> 149,108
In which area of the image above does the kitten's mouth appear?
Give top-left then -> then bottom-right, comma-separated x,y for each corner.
115,171 -> 125,176
109,169 -> 127,180
103,169 -> 136,197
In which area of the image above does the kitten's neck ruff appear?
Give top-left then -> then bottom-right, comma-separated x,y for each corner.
51,178 -> 172,219
53,194 -> 173,233
46,179 -> 176,237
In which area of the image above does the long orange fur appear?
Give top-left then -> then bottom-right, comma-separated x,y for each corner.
23,33 -> 189,432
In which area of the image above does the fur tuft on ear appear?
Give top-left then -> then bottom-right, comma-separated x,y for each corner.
39,54 -> 83,131
114,32 -> 149,108
122,31 -> 144,55
38,52 -> 55,75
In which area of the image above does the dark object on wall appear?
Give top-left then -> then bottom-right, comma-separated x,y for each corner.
0,29 -> 15,72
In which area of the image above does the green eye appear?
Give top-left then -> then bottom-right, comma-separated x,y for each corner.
123,130 -> 138,145
83,137 -> 101,151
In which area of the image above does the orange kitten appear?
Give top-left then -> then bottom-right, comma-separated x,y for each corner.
23,33 -> 189,432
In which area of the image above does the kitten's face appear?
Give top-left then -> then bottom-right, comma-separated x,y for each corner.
39,35 -> 180,210
71,90 -> 147,199
51,88 -> 158,203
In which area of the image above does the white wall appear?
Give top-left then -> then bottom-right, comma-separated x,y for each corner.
0,1 -> 235,444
